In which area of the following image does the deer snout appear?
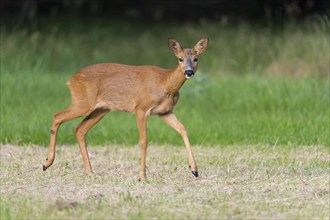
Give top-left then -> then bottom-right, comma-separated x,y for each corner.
184,70 -> 195,79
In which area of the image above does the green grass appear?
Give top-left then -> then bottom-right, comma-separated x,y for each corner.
0,18 -> 329,146
1,144 -> 329,219
1,72 -> 328,146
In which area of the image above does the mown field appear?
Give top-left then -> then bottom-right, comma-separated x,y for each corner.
0,17 -> 329,219
1,144 -> 329,219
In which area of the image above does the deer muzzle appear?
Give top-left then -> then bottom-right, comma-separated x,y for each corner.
184,70 -> 195,79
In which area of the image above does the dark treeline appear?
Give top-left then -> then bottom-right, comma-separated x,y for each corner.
1,0 -> 329,25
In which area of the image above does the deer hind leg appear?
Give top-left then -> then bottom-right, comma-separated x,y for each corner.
159,112 -> 198,177
74,108 -> 109,174
43,105 -> 87,171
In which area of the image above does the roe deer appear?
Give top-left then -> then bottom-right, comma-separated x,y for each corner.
43,38 -> 209,181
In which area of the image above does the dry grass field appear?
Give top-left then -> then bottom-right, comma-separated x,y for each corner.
1,144 -> 329,219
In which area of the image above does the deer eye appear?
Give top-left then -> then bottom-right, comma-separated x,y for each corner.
178,58 -> 184,63
193,58 -> 198,62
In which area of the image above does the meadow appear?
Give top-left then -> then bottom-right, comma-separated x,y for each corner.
0,17 -> 329,146
0,17 -> 329,219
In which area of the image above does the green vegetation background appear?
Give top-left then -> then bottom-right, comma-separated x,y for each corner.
1,17 -> 329,146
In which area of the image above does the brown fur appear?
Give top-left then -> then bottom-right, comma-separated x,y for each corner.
43,38 -> 209,181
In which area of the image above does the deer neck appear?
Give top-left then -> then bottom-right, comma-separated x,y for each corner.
164,65 -> 187,95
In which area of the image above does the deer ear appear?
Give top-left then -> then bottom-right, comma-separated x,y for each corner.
194,38 -> 209,55
168,38 -> 183,55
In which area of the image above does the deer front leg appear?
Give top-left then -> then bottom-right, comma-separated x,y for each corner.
159,112 -> 198,177
136,110 -> 148,181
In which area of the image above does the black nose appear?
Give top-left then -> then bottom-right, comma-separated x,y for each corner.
184,70 -> 195,78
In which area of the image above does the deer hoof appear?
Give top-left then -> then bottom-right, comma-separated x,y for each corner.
191,170 -> 199,177
42,165 -> 48,171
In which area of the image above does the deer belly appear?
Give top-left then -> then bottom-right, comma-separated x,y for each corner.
95,98 -> 136,113
94,86 -> 139,112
